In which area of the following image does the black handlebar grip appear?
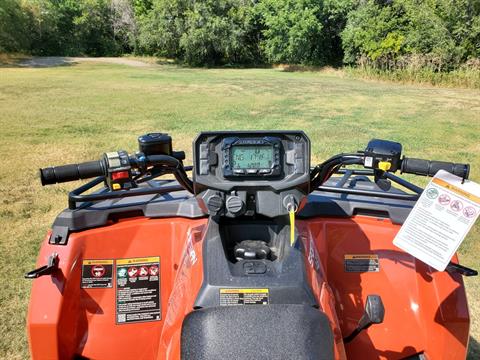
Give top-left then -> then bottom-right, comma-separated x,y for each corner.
40,160 -> 105,185
401,157 -> 469,179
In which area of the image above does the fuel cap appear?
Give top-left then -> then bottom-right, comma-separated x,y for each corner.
207,194 -> 224,213
226,195 -> 245,216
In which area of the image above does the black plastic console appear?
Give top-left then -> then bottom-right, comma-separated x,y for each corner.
194,217 -> 318,308
193,131 -> 310,218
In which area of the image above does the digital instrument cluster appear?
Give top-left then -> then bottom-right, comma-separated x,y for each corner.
223,136 -> 282,177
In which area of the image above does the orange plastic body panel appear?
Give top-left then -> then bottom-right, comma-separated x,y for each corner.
306,216 -> 470,360
27,215 -> 470,359
27,217 -> 207,360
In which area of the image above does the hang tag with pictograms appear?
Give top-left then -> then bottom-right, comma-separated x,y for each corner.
394,170 -> 480,271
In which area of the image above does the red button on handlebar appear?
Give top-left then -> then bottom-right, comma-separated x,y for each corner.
111,171 -> 129,180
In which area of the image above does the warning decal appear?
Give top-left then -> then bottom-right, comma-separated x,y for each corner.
116,257 -> 161,324
219,288 -> 269,306
81,259 -> 113,288
344,254 -> 379,272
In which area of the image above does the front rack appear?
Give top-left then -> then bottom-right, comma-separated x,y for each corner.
67,168 -> 422,210
317,169 -> 422,201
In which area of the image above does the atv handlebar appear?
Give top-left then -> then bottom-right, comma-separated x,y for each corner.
39,152 -> 194,193
38,139 -> 470,196
310,154 -> 470,189
40,161 -> 105,186
401,157 -> 469,179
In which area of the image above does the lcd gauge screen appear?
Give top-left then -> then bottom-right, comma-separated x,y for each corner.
231,146 -> 273,169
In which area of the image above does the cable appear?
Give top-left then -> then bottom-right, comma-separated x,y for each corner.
310,155 -> 364,190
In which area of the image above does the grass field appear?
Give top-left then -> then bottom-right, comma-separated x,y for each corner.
0,60 -> 479,359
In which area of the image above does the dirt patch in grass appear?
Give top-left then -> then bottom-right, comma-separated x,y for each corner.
15,56 -> 153,68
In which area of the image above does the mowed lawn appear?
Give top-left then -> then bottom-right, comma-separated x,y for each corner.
0,61 -> 479,359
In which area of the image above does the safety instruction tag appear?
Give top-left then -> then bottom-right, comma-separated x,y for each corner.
393,170 -> 480,271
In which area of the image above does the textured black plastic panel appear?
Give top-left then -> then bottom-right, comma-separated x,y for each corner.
181,304 -> 334,360
193,217 -> 318,308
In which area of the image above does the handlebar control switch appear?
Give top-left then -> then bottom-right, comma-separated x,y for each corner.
364,139 -> 402,172
104,151 -> 133,191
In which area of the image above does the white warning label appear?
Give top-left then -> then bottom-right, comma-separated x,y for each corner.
393,170 -> 480,271
219,289 -> 269,306
116,257 -> 161,324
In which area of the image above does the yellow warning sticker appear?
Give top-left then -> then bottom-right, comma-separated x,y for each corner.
81,259 -> 114,288
82,259 -> 114,266
220,288 -> 269,294
433,177 -> 480,204
344,254 -> 377,260
219,288 -> 269,306
116,256 -> 160,266
344,254 -> 379,272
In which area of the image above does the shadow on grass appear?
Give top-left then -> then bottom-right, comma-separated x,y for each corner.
468,335 -> 480,359
17,57 -> 77,68
0,56 -> 77,68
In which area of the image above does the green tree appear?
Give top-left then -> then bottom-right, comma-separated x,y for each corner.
257,0 -> 325,65
321,0 -> 356,65
25,0 -> 122,56
138,0 -> 189,57
1,0 -> 478,69
341,1 -> 408,67
74,0 -> 118,56
139,0 -> 260,65
133,0 -> 152,17
180,0 -> 259,65
111,0 -> 138,53
342,0 -> 480,70
0,0 -> 32,52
